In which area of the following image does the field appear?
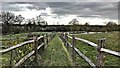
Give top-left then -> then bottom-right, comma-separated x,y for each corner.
0,31 -> 120,67
0,32 -> 52,67
69,31 -> 119,66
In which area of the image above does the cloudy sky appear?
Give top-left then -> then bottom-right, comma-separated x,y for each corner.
1,1 -> 119,25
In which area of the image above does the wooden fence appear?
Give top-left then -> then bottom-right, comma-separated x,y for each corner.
0,33 -> 56,68
59,33 -> 120,68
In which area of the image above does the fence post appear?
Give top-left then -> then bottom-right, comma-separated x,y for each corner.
33,35 -> 38,61
46,34 -> 48,47
72,35 -> 76,63
10,48 -> 13,68
96,38 -> 106,68
44,34 -> 47,49
9,35 -> 13,68
49,34 -> 51,41
61,32 -> 64,40
65,33 -> 69,49
63,33 -> 66,46
42,34 -> 45,50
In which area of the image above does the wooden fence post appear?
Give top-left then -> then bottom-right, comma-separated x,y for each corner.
63,33 -> 66,46
61,32 -> 64,40
49,34 -> 51,41
42,34 -> 45,50
72,35 -> 76,62
44,34 -> 47,49
10,49 -> 13,68
65,33 -> 69,49
96,38 -> 106,68
46,34 -> 48,47
33,35 -> 38,61
9,35 -> 13,68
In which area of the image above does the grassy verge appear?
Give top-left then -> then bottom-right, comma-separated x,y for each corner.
37,35 -> 71,66
0,32 -> 51,67
68,32 -> 119,66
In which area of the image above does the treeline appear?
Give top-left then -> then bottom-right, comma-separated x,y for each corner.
0,11 -> 48,34
2,24 -> 119,35
0,12 -> 119,35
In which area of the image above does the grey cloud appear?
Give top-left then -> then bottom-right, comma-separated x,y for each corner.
1,2 -> 118,20
1,2 -> 48,11
1,0 -> 119,2
77,15 -> 100,18
48,2 -> 118,19
1,2 -> 22,11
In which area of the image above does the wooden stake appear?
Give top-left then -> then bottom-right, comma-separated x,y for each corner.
72,35 -> 76,62
33,35 -> 38,61
96,38 -> 106,68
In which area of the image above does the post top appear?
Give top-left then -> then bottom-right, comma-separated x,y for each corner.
98,38 -> 106,41
33,35 -> 37,40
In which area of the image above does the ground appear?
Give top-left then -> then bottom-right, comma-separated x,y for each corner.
30,35 -> 73,66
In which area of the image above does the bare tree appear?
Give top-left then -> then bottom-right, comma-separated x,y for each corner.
68,19 -> 79,33
68,19 -> 79,25
15,15 -> 25,25
0,11 -> 16,25
36,15 -> 48,25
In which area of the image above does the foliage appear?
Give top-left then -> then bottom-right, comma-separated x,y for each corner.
106,21 -> 117,26
68,19 -> 79,25
0,12 -> 24,25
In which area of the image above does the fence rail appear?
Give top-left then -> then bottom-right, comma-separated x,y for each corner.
0,40 -> 34,54
1,33 -> 56,67
60,32 -> 120,68
61,35 -> 96,68
15,43 -> 44,67
67,35 -> 120,57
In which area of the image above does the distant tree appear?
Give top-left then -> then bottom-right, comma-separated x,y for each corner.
106,21 -> 117,26
84,22 -> 90,26
106,21 -> 117,32
31,18 -> 36,25
68,19 -> 79,33
26,19 -> 32,25
45,21 -> 48,25
26,19 -> 33,32
36,15 -> 48,25
0,11 -> 16,25
57,22 -> 60,25
68,19 -> 79,25
0,11 -> 18,34
15,15 -> 25,25
84,22 -> 90,33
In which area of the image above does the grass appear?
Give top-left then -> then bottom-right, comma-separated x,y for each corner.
74,32 -> 119,51
69,31 -> 120,66
1,32 -> 52,48
37,35 -> 72,66
0,32 -> 51,67
1,32 -> 119,67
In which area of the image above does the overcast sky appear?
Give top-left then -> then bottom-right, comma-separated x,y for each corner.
1,1 -> 119,25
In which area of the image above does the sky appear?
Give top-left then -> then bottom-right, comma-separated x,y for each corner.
0,1 -> 119,25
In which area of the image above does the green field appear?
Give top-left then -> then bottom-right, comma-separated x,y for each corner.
0,32 -> 52,48
0,32 -> 120,67
69,31 -> 119,66
0,32 -> 52,67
